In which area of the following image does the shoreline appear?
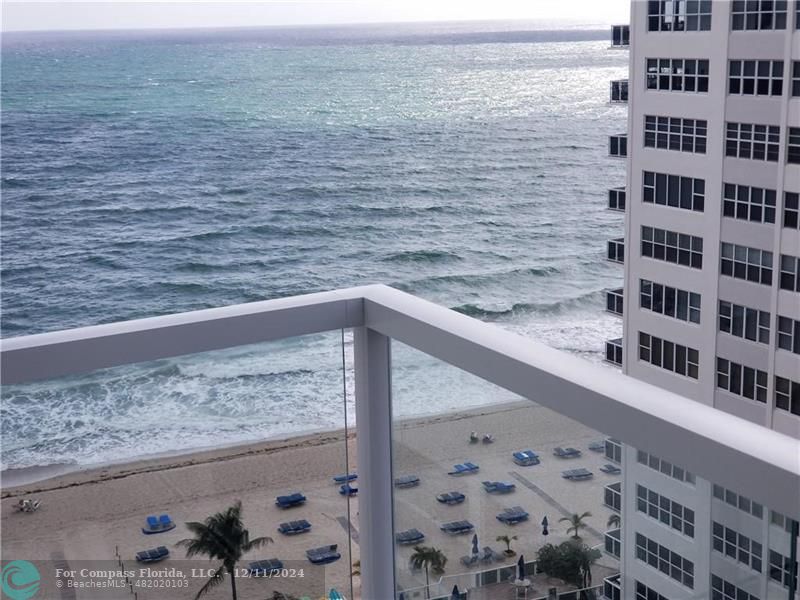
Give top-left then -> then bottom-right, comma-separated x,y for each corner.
1,400 -> 531,496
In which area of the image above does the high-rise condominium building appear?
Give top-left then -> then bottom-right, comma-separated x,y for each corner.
604,2 -> 799,599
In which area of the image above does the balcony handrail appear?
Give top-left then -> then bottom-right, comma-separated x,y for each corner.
2,285 -> 799,577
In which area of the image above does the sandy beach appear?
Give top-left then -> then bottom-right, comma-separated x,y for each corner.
2,400 -> 620,599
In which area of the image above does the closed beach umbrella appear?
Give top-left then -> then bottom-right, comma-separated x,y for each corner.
451,584 -> 461,599
517,554 -> 526,580
471,533 -> 479,555
542,515 -> 549,536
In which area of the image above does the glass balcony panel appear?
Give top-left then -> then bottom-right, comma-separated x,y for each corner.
391,341 -> 620,599
1,333 -> 355,600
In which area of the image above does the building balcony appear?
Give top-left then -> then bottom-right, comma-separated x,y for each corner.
604,481 -> 622,513
605,337 -> 623,366
607,237 -> 624,264
605,437 -> 622,464
606,288 -> 623,317
610,24 -> 629,47
1,284 -> 797,600
604,528 -> 621,559
609,133 -> 627,158
608,187 -> 626,212
609,79 -> 628,103
602,573 -> 622,600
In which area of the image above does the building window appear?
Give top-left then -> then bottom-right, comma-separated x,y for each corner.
729,60 -> 784,96
723,183 -> 776,224
716,358 -> 768,403
777,316 -> 800,354
648,0 -> 712,31
712,522 -> 763,572
605,438 -> 622,463
606,338 -> 623,366
711,574 -> 760,600
639,332 -> 699,379
793,62 -> 800,96
769,549 -> 799,589
640,279 -> 701,323
731,0 -> 787,29
636,485 -> 695,537
611,24 -> 629,46
636,450 -> 695,484
609,134 -> 627,157
725,122 -> 780,162
718,301 -> 770,344
712,484 -> 764,519
635,533 -> 695,588
785,192 -> 799,229
608,187 -> 626,211
770,511 -> 800,533
775,376 -> 800,416
644,171 -> 705,211
644,115 -> 707,153
646,58 -> 709,92
780,254 -> 800,292
610,79 -> 628,102
642,226 -> 703,269
635,581 -> 669,600
720,243 -> 773,286
788,127 -> 800,164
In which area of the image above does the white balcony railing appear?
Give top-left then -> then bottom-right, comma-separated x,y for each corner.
610,24 -> 629,47
609,133 -> 628,158
607,238 -> 625,264
602,573 -> 621,600
605,287 -> 624,316
604,528 -> 621,559
2,284 -> 798,598
604,481 -> 622,513
608,186 -> 626,212
609,79 -> 628,103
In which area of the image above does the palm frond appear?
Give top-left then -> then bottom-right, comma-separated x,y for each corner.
193,562 -> 226,600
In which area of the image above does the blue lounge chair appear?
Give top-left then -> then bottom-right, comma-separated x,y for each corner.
136,546 -> 169,563
307,545 -> 341,565
481,546 -> 502,562
588,441 -> 606,452
394,475 -> 420,488
436,491 -> 466,505
553,447 -> 582,458
562,468 -> 594,480
600,463 -> 622,475
482,481 -> 516,494
276,493 -> 307,508
249,558 -> 284,576
142,514 -> 176,534
332,473 -> 357,484
339,483 -> 358,496
448,462 -> 479,476
440,520 -> 475,534
512,450 -> 540,466
278,519 -> 312,535
496,506 -> 529,524
395,529 -> 425,545
460,554 -> 479,567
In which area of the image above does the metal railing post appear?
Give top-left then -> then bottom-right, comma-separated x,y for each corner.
354,326 -> 395,599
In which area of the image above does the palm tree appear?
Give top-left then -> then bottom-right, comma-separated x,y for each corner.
607,513 -> 621,529
559,511 -> 592,540
496,534 -> 518,556
410,545 -> 447,600
177,501 -> 273,600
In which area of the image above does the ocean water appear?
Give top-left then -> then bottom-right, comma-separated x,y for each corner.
0,22 -> 626,471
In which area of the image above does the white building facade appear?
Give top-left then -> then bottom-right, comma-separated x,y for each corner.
606,1 -> 800,599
